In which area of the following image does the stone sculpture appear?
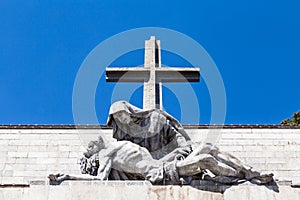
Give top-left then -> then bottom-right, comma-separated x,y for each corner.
48,101 -> 273,186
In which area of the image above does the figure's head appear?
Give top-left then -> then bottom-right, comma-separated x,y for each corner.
84,136 -> 105,158
113,111 -> 131,124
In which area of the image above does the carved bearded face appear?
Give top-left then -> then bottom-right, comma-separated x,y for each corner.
84,136 -> 105,158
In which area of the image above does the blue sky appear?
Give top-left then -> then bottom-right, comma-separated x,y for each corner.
0,1 -> 300,124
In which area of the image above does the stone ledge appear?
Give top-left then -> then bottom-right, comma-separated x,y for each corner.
0,181 -> 299,200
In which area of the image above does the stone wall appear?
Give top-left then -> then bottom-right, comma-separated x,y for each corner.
0,127 -> 300,185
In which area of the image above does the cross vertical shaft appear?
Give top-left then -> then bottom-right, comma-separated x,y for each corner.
143,36 -> 162,110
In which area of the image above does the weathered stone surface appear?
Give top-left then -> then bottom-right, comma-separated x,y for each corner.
0,182 -> 300,200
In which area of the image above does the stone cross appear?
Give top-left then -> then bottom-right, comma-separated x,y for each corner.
106,36 -> 200,110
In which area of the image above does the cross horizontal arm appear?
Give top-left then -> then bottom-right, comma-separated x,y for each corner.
106,67 -> 200,82
106,67 -> 149,82
155,67 -> 200,82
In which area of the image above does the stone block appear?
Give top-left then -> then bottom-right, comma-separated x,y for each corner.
219,146 -> 243,152
45,152 -> 60,158
42,134 -> 77,140
40,135 -> 51,140
242,133 -> 262,139
36,158 -> 57,164
1,169 -> 13,177
9,140 -> 31,146
47,165 -> 66,171
25,164 -> 47,171
230,129 -> 252,133
256,139 -> 281,146
0,152 -> 7,158
265,163 -> 285,171
12,170 -> 28,177
12,164 -> 26,171
6,146 -> 18,151
68,152 -> 80,158
65,164 -> 80,171
28,152 -> 49,158
0,140 -> 9,146
273,151 -> 297,158
56,158 -> 78,164
281,133 -> 300,140
265,157 -> 288,164
0,134 -> 19,139
46,145 -> 59,152
219,139 -> 258,146
284,145 -> 300,151
242,145 -> 265,152
13,170 -> 46,177
58,145 -> 81,152
8,152 -> 28,158
48,139 -> 81,145
15,158 -> 37,164
220,133 -> 243,139
0,176 -> 27,185
58,145 -> 71,151
53,152 -> 69,158
4,158 -> 16,164
243,157 -> 266,164
260,133 -> 283,139
18,134 -> 41,140
29,140 -> 48,146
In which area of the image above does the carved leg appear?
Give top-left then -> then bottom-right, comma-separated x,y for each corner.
190,143 -> 273,184
191,143 -> 249,168
209,149 -> 257,177
176,154 -> 241,178
209,149 -> 273,183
